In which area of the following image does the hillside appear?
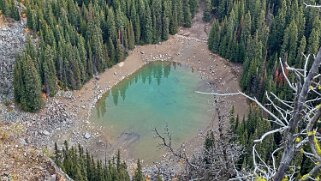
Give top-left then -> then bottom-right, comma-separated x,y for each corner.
0,0 -> 249,180
1,0 -> 320,180
0,15 -> 25,102
0,121 -> 71,180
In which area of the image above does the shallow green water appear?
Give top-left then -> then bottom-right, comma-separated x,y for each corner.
91,61 -> 212,162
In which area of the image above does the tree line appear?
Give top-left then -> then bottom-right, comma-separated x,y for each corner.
230,105 -> 321,179
53,141 -> 150,181
0,0 -> 20,21
9,0 -> 198,112
206,0 -> 321,179
206,0 -> 321,100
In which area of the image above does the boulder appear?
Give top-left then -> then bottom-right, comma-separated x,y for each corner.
42,130 -> 50,136
84,133 -> 91,139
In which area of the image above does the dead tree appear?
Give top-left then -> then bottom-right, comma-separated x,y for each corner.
196,47 -> 321,180
154,98 -> 242,180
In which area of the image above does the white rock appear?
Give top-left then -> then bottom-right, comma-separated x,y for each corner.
84,133 -> 91,139
43,130 -> 50,136
118,62 -> 124,67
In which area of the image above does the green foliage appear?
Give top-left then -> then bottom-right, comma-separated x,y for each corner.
207,0 -> 321,99
203,130 -> 215,165
189,0 -> 198,17
0,0 -> 20,21
207,11 -> 321,178
133,159 -> 144,181
183,0 -> 192,27
13,53 -> 43,112
13,0 -> 197,112
41,45 -> 58,97
234,106 -> 274,169
203,0 -> 212,22
53,141 -> 131,181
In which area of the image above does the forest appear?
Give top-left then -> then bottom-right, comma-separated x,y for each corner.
206,0 -> 321,179
0,0 -> 197,112
206,0 -> 321,99
1,0 -> 321,180
53,141 -> 152,181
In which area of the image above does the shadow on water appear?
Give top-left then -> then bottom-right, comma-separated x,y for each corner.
96,61 -> 181,118
91,61 -> 212,162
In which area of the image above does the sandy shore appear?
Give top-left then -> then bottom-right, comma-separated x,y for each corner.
50,25 -> 248,159
0,5 -> 249,177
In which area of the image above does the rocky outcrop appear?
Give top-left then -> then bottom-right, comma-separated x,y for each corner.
0,20 -> 25,102
0,122 -> 73,181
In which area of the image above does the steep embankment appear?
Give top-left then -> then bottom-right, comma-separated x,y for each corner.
0,16 -> 25,102
0,121 -> 71,181
0,3 -> 248,179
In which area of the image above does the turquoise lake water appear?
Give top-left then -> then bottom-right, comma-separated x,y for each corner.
91,61 -> 212,162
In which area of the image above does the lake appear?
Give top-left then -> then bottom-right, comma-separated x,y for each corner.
91,61 -> 212,163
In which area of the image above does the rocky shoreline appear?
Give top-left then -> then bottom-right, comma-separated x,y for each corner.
0,12 -> 248,180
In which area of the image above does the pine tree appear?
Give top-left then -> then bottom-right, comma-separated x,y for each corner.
217,0 -> 226,20
189,0 -> 198,17
9,0 -> 19,21
42,45 -> 58,97
169,0 -> 179,34
177,0 -> 184,25
296,35 -> 306,67
307,28 -> 320,55
86,40 -> 94,79
133,159 -> 144,181
106,7 -> 117,41
0,0 -> 5,15
77,36 -> 87,82
115,38 -> 124,63
17,54 -> 43,112
128,21 -> 135,50
208,21 -> 216,50
281,20 -> 298,65
143,5 -> 153,44
54,142 -> 63,168
203,0 -> 212,22
27,7 -> 37,30
268,0 -> 286,54
13,55 -> 24,104
162,0 -> 170,40
183,0 -> 192,27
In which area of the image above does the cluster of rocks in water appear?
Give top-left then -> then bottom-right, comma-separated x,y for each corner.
0,20 -> 25,102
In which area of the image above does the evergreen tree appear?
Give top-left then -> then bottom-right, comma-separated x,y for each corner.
15,53 -> 43,112
42,45 -> 58,97
17,0 -> 191,108
53,141 -> 130,181
128,21 -> 135,50
189,0 -> 198,17
281,20 -> 298,65
203,0 -> 212,22
307,28 -> 320,55
133,159 -> 144,181
143,5 -> 153,44
183,0 -> 192,27
296,35 -> 306,67
115,38 -> 124,63
9,0 -> 19,21
169,0 -> 179,34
